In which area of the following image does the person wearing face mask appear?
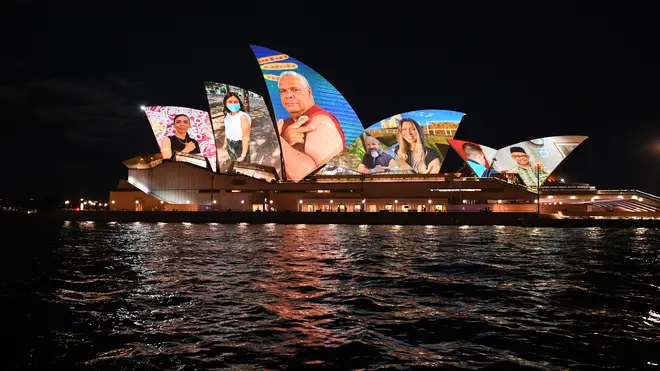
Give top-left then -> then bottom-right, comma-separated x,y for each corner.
222,92 -> 251,162
357,135 -> 397,174
160,114 -> 201,160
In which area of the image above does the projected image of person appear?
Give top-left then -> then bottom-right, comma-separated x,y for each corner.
222,92 -> 251,162
463,142 -> 494,177
397,118 -> 440,174
160,114 -> 201,159
276,71 -> 346,180
358,135 -> 397,174
508,146 -> 548,187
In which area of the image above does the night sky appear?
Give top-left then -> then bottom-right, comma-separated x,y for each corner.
3,2 -> 659,200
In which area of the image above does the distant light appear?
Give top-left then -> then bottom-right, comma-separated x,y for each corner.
269,200 -> 273,204
639,197 -> 644,202
559,201 -> 563,205
186,200 -> 190,204
428,199 -> 432,204
64,200 -> 70,205
264,198 -> 267,202
135,200 -> 139,204
299,200 -> 303,204
548,195 -> 554,199
462,200 -> 467,204
330,200 -> 333,204
111,200 -> 115,204
394,200 -> 398,204
534,199 -> 538,203
241,200 -> 245,204
618,195 -> 624,199
560,178 -> 565,183
570,195 -> 576,199
160,200 -> 164,204
104,203 -> 108,207
139,105 -> 146,111
212,200 -> 217,204
497,199 -> 502,204
361,199 -> 366,204
80,198 -> 84,201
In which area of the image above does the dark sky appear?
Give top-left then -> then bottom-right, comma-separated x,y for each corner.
3,1 -> 659,200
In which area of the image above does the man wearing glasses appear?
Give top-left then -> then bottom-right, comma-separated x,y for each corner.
508,146 -> 548,187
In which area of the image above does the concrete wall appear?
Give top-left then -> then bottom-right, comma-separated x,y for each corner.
123,162 -> 547,213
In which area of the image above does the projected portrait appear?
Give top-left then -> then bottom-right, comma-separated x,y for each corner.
144,106 -> 217,171
364,110 -> 465,175
492,136 -> 588,188
205,82 -> 281,176
448,139 -> 498,177
250,45 -> 364,182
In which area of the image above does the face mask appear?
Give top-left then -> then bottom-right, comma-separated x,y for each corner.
227,103 -> 241,113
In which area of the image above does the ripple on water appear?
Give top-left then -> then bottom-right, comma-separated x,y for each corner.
2,223 -> 659,370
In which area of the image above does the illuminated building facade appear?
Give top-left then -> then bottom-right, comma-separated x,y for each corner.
110,46 -> 660,219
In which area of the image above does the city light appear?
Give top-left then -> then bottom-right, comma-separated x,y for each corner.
330,200 -> 333,204
135,200 -> 139,204
160,200 -> 164,204
241,200 -> 245,204
299,200 -> 303,204
140,105 -> 146,111
104,203 -> 107,207
497,199 -> 502,204
212,200 -> 217,204
534,199 -> 538,203
269,200 -> 273,204
111,200 -> 115,204
428,199 -> 432,204
361,199 -> 366,204
394,200 -> 398,204
64,200 -> 70,205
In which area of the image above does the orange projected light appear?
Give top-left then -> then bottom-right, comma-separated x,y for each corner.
257,54 -> 289,65
263,74 -> 280,82
261,62 -> 299,70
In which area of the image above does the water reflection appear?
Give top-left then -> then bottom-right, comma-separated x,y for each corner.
5,223 -> 659,370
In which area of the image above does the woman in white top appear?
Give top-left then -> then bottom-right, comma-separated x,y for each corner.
222,92 -> 251,162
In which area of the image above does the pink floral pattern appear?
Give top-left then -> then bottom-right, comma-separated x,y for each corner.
145,106 -> 217,171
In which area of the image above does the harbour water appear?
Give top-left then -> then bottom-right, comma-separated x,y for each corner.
3,222 -> 659,370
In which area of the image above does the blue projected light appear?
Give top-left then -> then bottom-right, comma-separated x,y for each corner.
250,45 -> 363,146
364,109 -> 465,174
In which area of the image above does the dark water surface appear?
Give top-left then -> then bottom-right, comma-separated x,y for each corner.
3,222 -> 660,370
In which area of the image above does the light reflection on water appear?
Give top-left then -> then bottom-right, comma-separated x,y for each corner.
3,223 -> 659,370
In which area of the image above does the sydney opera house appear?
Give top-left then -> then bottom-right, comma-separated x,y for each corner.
109,45 -> 659,219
